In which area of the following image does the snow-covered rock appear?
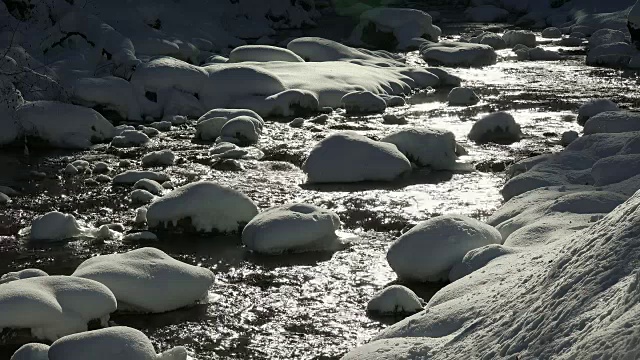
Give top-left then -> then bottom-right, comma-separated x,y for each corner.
583,111 -> 640,134
420,41 -> 497,67
70,77 -> 142,121
503,30 -> 537,48
0,269 -> 48,285
0,276 -> 116,341
589,29 -> 629,50
133,179 -> 164,196
141,149 -> 175,167
386,215 -> 502,282
229,45 -> 304,63
73,247 -> 214,313
110,130 -> 150,148
341,91 -> 387,115
219,116 -> 261,145
465,5 -> 508,23
242,203 -> 341,254
25,212 -> 85,242
112,171 -> 170,185
302,132 -> 411,183
146,181 -> 258,233
468,112 -> 522,144
577,99 -> 619,125
130,189 -> 156,204
382,127 -> 458,170
541,27 -> 562,39
586,42 -> 636,68
448,87 -> 479,106
469,32 -> 507,50
366,285 -> 424,314
10,343 -> 49,360
196,117 -> 228,141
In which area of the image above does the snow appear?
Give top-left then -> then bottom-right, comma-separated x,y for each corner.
448,87 -> 480,106
341,91 -> 387,115
0,269 -> 48,285
381,127 -> 458,170
70,77 -> 142,121
349,8 -> 441,50
146,181 -> 258,233
110,130 -> 150,148
0,276 -> 116,341
16,101 -> 115,149
302,132 -> 411,183
26,212 -> 85,241
141,149 -> 176,167
469,32 -> 507,50
577,98 -> 620,125
420,41 -> 497,67
242,203 -> 342,254
386,215 -> 502,282
73,247 -> 214,313
24,326 -> 188,360
229,45 -> 304,63
583,110 -> 640,134
366,285 -> 424,314
465,6 -> 509,22
541,27 -> 563,38
112,171 -> 170,185
468,111 -> 523,144
219,116 -> 262,145
503,30 -> 538,47
133,179 -> 164,196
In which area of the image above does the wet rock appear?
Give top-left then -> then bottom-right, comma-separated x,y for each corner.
309,114 -> 329,124
289,118 -> 305,128
0,192 -> 10,205
561,131 -> 579,146
367,285 -> 424,315
95,175 -> 112,183
448,87 -> 480,106
382,114 -> 408,125
93,162 -> 110,174
63,164 -> 79,176
212,159 -> 245,171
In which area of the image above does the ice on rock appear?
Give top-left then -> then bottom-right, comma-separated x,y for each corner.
302,132 -> 411,183
341,91 -> 387,115
349,8 -> 441,50
0,276 -> 116,341
0,269 -> 48,285
366,285 -> 424,315
220,116 -> 261,145
196,109 -> 264,141
469,32 -> 507,50
516,47 -> 562,61
583,111 -> 640,134
468,111 -> 522,144
130,189 -> 156,204
73,247 -> 214,313
503,30 -> 537,48
70,77 -> 142,121
541,27 -> 562,38
198,108 -> 264,126
577,99 -> 619,125
287,37 -> 404,64
420,41 -> 497,67
133,179 -> 164,196
465,5 -> 508,23
110,130 -> 150,148
242,203 -> 342,254
16,101 -> 115,149
229,45 -> 305,63
113,171 -> 170,185
141,150 -> 176,167
386,215 -> 502,282
382,127 -> 458,170
448,87 -> 479,106
149,121 -> 172,132
146,181 -> 258,233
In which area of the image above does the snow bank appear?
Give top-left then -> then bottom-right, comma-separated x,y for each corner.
341,91 -> 387,115
468,112 -> 522,144
229,45 -> 304,63
0,269 -> 48,285
448,87 -> 480,106
387,215 -> 502,282
465,6 -> 509,22
0,276 -> 116,341
584,111 -> 640,134
146,181 -> 258,233
381,127 -> 458,170
242,203 -> 341,254
420,42 -> 497,67
349,8 -> 441,50
73,247 -> 214,313
577,98 -> 619,125
367,285 -> 424,314
302,132 -> 411,183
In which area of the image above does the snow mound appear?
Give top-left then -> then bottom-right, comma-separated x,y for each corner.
141,150 -> 175,167
469,32 -> 507,50
577,98 -> 619,125
219,116 -> 261,145
73,247 -> 214,313
113,171 -> 170,185
448,87 -> 479,106
146,181 -> 258,233
341,91 -> 387,115
16,101 -> 115,149
367,285 -> 424,314
0,276 -> 116,341
541,27 -> 562,38
468,112 -> 522,144
503,30 -> 537,48
386,215 -> 502,282
229,45 -> 304,63
110,130 -> 150,148
420,41 -> 497,67
0,269 -> 48,285
242,203 -> 342,254
349,8 -> 441,50
465,6 -> 508,23
381,127 -> 458,170
583,111 -> 640,134
302,132 -> 411,183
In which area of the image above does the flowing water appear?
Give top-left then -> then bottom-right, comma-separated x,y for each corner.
1,20 -> 639,360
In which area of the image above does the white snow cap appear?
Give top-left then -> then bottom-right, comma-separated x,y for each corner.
421,41 -> 497,67
0,268 -> 48,285
387,215 -> 502,282
302,132 -> 411,183
242,203 -> 341,254
73,247 -> 214,313
0,276 -> 116,341
146,181 -> 258,233
468,111 -> 522,144
367,285 -> 424,314
448,87 -> 480,106
382,127 -> 458,170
